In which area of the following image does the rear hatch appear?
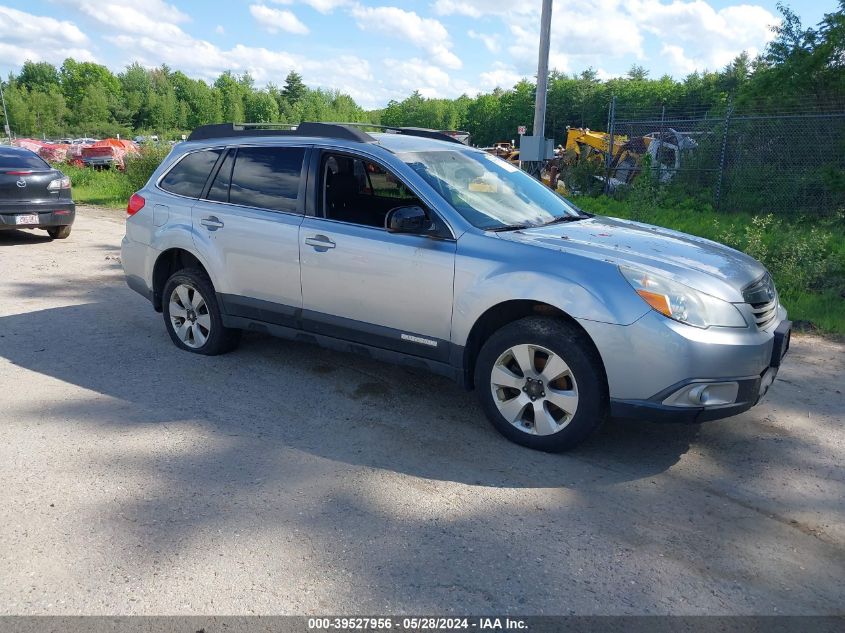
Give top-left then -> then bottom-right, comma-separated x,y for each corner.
0,168 -> 66,205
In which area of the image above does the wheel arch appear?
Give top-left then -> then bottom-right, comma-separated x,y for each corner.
461,300 -> 607,391
151,248 -> 211,312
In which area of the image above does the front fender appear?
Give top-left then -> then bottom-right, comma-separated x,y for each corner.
451,232 -> 649,346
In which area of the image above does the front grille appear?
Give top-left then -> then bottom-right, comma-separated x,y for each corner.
743,273 -> 779,329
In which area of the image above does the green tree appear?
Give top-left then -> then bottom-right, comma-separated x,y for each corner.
245,91 -> 280,123
281,70 -> 307,105
60,58 -> 120,105
74,85 -> 112,135
214,71 -> 245,122
18,61 -> 61,92
627,65 -> 650,81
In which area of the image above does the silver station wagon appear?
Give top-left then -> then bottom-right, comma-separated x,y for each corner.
121,123 -> 791,451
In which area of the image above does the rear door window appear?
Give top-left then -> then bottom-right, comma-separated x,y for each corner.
159,149 -> 222,198
229,146 -> 305,212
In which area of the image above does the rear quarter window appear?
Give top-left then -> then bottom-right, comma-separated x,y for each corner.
159,149 -> 223,198
228,146 -> 305,212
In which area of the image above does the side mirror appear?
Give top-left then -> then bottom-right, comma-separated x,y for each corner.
385,205 -> 433,234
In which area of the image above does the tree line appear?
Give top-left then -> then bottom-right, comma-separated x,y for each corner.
2,2 -> 842,145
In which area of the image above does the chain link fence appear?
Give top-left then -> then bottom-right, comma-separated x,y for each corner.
561,99 -> 845,216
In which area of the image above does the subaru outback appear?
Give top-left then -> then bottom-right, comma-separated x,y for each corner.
121,123 -> 791,451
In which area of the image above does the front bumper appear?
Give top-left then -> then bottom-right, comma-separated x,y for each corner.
0,202 -> 76,229
580,310 -> 791,423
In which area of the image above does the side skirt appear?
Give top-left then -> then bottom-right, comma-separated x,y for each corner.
221,314 -> 465,384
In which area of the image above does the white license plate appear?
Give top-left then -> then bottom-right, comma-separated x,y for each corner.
15,214 -> 39,225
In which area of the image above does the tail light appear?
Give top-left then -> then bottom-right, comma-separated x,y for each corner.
6,170 -> 33,176
47,176 -> 72,191
127,193 -> 145,216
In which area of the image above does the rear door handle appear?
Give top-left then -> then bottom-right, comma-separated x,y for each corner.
201,216 -> 224,231
305,235 -> 336,250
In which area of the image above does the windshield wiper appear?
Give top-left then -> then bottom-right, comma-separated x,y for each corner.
487,223 -> 531,232
541,214 -> 589,226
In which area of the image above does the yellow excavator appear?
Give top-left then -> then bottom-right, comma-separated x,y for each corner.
545,126 -> 697,194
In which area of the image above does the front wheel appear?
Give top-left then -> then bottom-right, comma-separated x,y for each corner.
474,317 -> 608,451
162,268 -> 240,355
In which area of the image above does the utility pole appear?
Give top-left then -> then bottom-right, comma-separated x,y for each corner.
0,77 -> 10,142
533,0 -> 553,138
521,0 -> 553,178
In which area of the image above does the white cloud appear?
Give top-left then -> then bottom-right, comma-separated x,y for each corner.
0,6 -> 96,67
215,25 -> 225,35
351,5 -> 462,69
442,0 -> 777,79
271,0 -> 351,13
630,0 -> 777,73
503,0 -> 644,77
433,0 -> 538,18
661,44 -> 697,74
382,58 -> 477,99
478,63 -> 523,90
250,4 -> 309,35
62,0 -> 189,27
468,30 -> 500,53
61,0 -> 189,42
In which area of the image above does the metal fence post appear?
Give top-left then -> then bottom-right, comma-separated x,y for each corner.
605,96 -> 616,195
715,97 -> 734,210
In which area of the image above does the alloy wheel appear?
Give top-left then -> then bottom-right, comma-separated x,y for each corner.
489,343 -> 579,436
169,283 -> 211,349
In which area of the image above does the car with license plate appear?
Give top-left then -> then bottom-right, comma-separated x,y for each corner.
0,146 -> 75,239
120,122 -> 791,451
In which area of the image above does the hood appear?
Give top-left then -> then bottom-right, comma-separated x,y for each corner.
494,215 -> 766,302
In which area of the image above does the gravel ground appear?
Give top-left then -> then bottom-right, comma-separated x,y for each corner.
0,206 -> 843,615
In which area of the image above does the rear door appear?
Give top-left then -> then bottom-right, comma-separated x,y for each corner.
190,145 -> 309,327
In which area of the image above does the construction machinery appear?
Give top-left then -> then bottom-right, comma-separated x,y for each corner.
481,141 -> 520,164
544,126 -> 697,194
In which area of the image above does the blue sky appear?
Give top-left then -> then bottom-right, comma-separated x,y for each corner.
0,0 -> 835,109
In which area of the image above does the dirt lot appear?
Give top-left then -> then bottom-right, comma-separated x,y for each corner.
0,206 -> 843,615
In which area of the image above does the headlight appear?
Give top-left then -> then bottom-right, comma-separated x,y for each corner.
620,266 -> 746,328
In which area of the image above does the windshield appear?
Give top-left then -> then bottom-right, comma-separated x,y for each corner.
398,149 -> 582,230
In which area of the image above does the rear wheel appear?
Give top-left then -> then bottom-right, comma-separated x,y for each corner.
474,317 -> 607,451
47,225 -> 72,239
162,268 -> 240,355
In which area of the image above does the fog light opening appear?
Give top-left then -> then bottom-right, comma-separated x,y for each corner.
663,381 -> 740,408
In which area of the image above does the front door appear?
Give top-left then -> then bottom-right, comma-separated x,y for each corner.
299,152 -> 456,361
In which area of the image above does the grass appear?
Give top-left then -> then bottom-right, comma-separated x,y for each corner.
62,144 -> 171,209
64,164 -> 134,207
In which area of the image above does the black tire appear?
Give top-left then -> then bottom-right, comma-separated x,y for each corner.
474,316 -> 608,451
47,225 -> 72,239
162,268 -> 240,355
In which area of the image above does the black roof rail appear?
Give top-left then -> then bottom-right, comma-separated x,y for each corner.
187,122 -> 375,143
324,122 -> 465,145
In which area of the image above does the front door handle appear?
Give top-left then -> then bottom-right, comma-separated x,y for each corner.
201,216 -> 224,231
305,235 -> 336,250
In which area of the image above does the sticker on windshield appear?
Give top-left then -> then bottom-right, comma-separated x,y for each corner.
485,153 -> 519,173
